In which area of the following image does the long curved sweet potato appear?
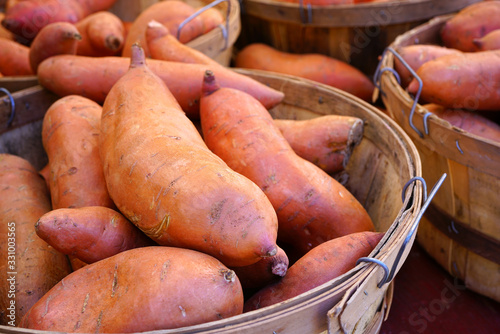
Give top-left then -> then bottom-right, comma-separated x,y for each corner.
146,20 -> 222,67
394,44 -> 461,88
0,154 -> 72,325
273,115 -> 364,174
121,0 -> 205,57
423,103 -> 500,143
28,22 -> 81,73
407,50 -> 500,111
36,54 -> 284,119
20,246 -> 244,332
440,1 -> 500,52
99,44 -> 279,267
42,95 -> 114,209
234,43 -> 374,102
75,11 -> 125,57
0,37 -> 33,76
35,206 -> 156,264
1,0 -> 118,41
244,231 -> 385,311
200,70 -> 375,256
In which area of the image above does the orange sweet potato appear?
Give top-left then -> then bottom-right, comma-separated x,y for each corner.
197,4 -> 224,34
244,231 -> 385,311
35,206 -> 156,264
394,44 -> 461,87
440,1 -> 500,52
121,0 -> 205,57
0,37 -> 33,75
231,245 -> 289,291
146,20 -> 222,67
20,246 -> 244,332
200,70 -> 375,256
75,11 -> 125,57
36,54 -> 284,119
42,95 -> 115,209
473,29 -> 500,51
1,0 -> 118,42
28,22 -> 81,73
234,43 -> 375,102
99,44 -> 279,267
0,154 -> 72,325
0,13 -> 15,40
407,50 -> 500,111
273,115 -> 364,174
423,103 -> 500,143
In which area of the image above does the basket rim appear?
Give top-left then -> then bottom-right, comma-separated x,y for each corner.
240,0 -> 482,27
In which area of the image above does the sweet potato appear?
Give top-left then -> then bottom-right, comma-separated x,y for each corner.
35,206 -> 156,264
42,95 -> 115,209
75,11 -> 125,57
407,50 -> 500,111
99,44 -> 278,267
1,0 -> 118,42
244,231 -> 385,311
0,154 -> 72,325
146,20 -> 222,68
200,70 -> 375,256
440,1 -> 500,52
273,115 -> 364,174
28,22 -> 81,74
394,44 -> 462,87
197,5 -> 224,34
473,29 -> 500,51
36,54 -> 284,119
423,103 -> 500,143
121,0 -> 205,57
231,245 -> 289,291
0,13 -> 15,40
20,246 -> 244,332
234,43 -> 375,102
0,37 -> 33,75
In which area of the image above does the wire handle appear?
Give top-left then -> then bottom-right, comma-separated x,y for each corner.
373,47 -> 428,138
1,88 -> 15,127
177,0 -> 230,52
356,173 -> 447,288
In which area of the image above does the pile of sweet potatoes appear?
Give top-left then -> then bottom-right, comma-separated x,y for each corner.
393,1 -> 500,143
0,1 -> 385,332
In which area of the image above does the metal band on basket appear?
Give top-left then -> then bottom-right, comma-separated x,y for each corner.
0,88 -> 16,128
356,174 -> 447,288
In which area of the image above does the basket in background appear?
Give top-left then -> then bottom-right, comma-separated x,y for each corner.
376,14 -> 500,303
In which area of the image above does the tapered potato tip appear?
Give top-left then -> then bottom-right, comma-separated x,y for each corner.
202,69 -> 221,96
130,43 -> 146,68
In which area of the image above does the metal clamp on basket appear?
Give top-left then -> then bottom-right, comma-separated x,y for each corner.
356,173 -> 447,288
0,88 -> 16,129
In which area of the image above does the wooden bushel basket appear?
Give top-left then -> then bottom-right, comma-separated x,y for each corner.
375,14 -> 500,303
0,69 -> 438,333
237,0 -> 482,77
0,0 -> 241,92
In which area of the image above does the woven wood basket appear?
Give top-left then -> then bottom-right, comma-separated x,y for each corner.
376,14 -> 500,302
237,0 -> 482,76
0,69 -> 433,333
0,0 -> 240,92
